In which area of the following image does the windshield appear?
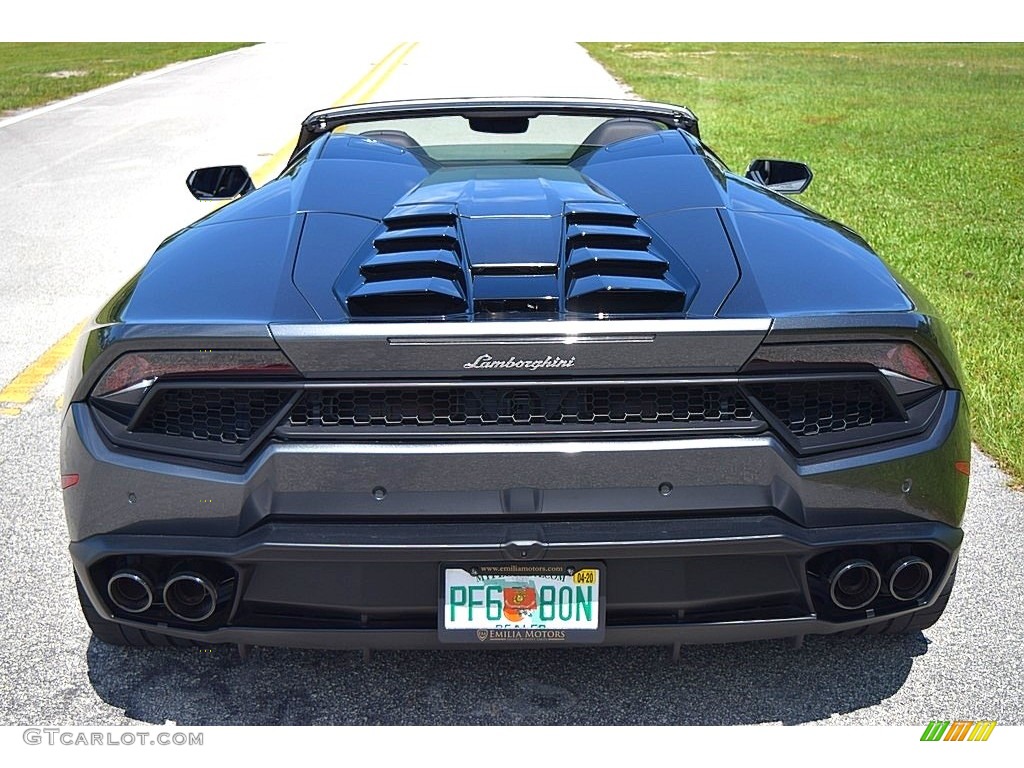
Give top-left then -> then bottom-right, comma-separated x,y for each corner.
333,114 -> 674,163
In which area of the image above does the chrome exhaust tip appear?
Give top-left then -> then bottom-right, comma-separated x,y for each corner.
163,572 -> 219,622
828,559 -> 881,610
888,556 -> 933,601
107,570 -> 155,614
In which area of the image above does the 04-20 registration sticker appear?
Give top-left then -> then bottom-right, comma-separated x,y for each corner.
439,563 -> 605,644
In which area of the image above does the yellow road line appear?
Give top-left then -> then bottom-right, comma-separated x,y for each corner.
250,42 -> 417,186
0,43 -> 418,418
0,320 -> 86,414
347,41 -> 417,104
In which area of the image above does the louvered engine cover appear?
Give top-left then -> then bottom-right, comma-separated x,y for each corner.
340,183 -> 695,319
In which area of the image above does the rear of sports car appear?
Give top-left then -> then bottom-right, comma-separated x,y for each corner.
61,100 -> 970,649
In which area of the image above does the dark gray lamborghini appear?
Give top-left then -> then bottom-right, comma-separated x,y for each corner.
61,98 -> 969,650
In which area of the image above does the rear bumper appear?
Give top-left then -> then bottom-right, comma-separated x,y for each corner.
63,390 -> 970,649
63,391 -> 970,541
71,516 -> 962,649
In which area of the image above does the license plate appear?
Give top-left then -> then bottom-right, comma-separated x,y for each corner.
439,563 -> 604,644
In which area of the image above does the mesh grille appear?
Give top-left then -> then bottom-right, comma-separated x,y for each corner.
125,378 -> 905,447
747,380 -> 900,437
135,389 -> 291,444
288,385 -> 755,430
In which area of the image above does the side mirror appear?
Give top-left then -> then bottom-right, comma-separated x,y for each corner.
744,159 -> 813,194
186,165 -> 255,200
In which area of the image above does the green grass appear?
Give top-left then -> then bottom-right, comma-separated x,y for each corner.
0,43 -> 253,114
584,42 -> 1024,483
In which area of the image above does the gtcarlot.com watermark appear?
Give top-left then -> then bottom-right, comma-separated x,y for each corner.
23,728 -> 203,747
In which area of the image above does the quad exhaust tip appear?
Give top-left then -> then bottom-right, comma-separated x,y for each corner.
163,572 -> 219,622
888,556 -> 933,601
107,570 -> 154,614
828,559 -> 882,611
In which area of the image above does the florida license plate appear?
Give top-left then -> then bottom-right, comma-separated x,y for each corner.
439,563 -> 604,644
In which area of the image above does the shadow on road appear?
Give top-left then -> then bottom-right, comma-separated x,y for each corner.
87,633 -> 927,725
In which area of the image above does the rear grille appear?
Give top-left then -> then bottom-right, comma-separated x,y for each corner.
285,384 -> 756,433
134,388 -> 292,444
107,376 -> 915,458
747,379 -> 900,437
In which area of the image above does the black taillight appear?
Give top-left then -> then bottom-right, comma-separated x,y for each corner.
741,341 -> 945,454
88,350 -> 300,462
93,350 -> 297,400
743,342 -> 942,386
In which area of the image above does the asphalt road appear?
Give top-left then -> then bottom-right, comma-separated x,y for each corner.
1,42 -> 1022,727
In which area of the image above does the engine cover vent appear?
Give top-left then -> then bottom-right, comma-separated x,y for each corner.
347,204 -> 468,318
564,203 -> 686,314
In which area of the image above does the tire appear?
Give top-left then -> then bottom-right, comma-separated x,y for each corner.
839,564 -> 957,637
75,574 -> 202,648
